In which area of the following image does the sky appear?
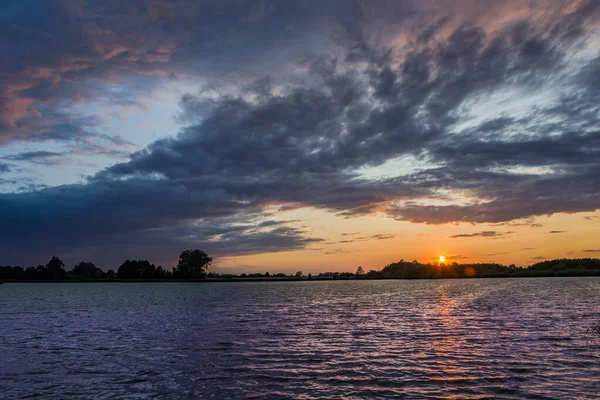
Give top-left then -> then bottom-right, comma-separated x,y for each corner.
1,0 -> 599,272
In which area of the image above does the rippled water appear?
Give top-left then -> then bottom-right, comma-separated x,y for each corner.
1,278 -> 600,399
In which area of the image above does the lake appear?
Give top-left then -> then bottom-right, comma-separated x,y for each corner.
1,278 -> 599,399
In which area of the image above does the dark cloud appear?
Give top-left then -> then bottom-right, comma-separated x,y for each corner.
450,231 -> 511,239
583,249 -> 600,253
492,220 -> 543,228
387,164 -> 600,224
0,162 -> 10,172
0,209 -> 322,267
0,0 -> 415,144
416,16 -> 451,44
5,151 -> 64,164
549,230 -> 567,234
0,0 -> 599,267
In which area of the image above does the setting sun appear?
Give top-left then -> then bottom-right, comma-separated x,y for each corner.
439,256 -> 446,263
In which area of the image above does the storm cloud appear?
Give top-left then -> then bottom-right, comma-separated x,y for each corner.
0,0 -> 599,267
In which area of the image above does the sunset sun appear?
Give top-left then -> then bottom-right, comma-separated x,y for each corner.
439,256 -> 446,263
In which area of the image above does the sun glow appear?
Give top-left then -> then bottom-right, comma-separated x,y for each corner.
439,256 -> 446,263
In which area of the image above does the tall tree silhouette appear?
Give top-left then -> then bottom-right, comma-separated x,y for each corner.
176,250 -> 212,279
46,256 -> 65,280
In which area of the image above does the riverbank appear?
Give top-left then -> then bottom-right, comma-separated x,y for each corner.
3,270 -> 600,283
3,258 -> 600,283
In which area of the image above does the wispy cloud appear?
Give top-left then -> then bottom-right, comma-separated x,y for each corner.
445,254 -> 470,260
325,248 -> 347,255
5,151 -> 65,164
450,231 -> 512,239
337,234 -> 397,243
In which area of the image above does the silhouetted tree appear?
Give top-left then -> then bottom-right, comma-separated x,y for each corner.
176,249 -> 212,279
295,271 -> 303,277
46,256 -> 66,280
356,266 -> 364,276
107,269 -> 115,277
70,261 -> 103,278
117,260 -> 156,279
154,266 -> 168,279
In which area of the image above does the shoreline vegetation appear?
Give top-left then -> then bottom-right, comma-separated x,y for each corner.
2,249 -> 600,283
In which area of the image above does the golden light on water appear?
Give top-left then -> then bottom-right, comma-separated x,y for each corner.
439,256 -> 446,263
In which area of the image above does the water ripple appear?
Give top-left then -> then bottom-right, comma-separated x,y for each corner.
1,278 -> 600,399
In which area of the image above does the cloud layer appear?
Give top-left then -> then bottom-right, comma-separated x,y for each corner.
1,0 -> 599,267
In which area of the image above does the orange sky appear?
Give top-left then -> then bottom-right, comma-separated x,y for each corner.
214,209 -> 600,274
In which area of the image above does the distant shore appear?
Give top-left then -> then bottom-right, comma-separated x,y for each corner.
3,271 -> 600,284
3,257 -> 600,283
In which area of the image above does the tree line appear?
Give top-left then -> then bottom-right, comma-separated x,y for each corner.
0,249 -> 212,281
2,254 -> 600,282
357,258 -> 600,279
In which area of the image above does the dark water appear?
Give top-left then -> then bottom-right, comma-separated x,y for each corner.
1,278 -> 599,399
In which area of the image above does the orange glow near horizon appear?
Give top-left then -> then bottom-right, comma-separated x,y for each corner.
211,208 -> 600,274
439,256 -> 446,263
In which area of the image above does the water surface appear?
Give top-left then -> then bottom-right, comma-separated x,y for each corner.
1,278 -> 599,399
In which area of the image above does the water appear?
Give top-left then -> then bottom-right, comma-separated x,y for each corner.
1,278 -> 599,399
